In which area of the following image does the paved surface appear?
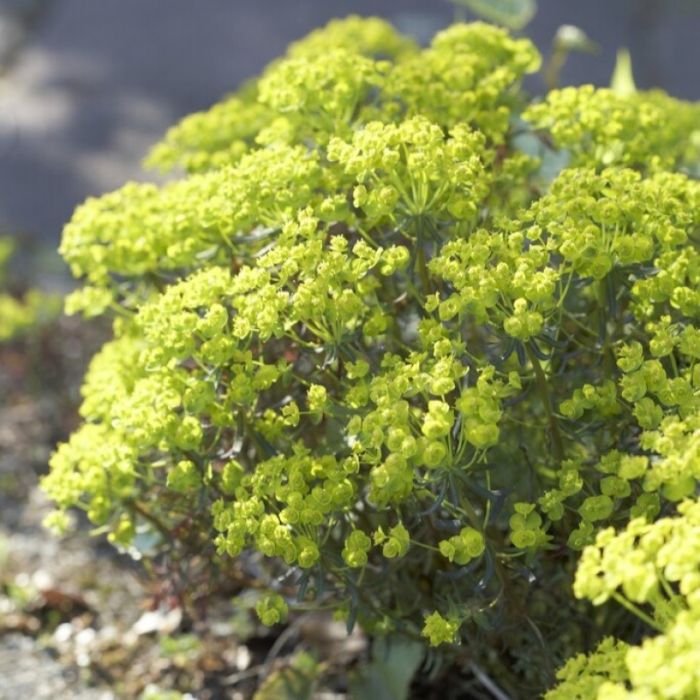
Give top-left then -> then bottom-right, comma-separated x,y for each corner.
0,0 -> 450,245
0,0 -> 698,247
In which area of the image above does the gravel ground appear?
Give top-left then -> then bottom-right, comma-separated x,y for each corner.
0,321 -> 130,699
0,634 -> 114,700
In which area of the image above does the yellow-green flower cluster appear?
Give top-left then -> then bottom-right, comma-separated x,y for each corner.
145,89 -> 272,173
548,614 -> 700,700
549,499 -> 700,699
617,610 -> 700,699
575,499 -> 700,613
373,522 -> 410,558
438,526 -> 485,565
421,611 -> 460,647
255,593 -> 288,626
285,15 -> 417,61
545,637 -> 630,700
526,168 -> 700,281
62,144 -> 326,308
328,116 -> 489,226
258,49 -> 388,143
524,85 -> 700,171
388,22 -> 540,141
146,16 -> 417,174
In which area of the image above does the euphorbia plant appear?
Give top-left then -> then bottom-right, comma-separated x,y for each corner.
44,16 -> 700,698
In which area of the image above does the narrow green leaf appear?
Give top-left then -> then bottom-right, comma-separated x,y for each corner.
452,0 -> 537,30
254,652 -> 319,700
349,635 -> 424,700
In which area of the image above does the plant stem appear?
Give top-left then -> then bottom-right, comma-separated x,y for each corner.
597,278 -> 614,380
525,344 -> 564,463
127,499 -> 172,539
611,591 -> 664,633
416,242 -> 432,296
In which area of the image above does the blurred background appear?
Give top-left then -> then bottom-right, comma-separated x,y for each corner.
0,0 -> 699,252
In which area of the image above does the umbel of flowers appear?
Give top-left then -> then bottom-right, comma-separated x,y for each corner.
44,16 -> 700,698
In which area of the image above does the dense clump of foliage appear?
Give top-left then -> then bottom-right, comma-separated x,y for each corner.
43,15 -> 700,698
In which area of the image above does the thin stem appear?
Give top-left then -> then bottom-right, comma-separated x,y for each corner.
483,471 -> 492,529
410,539 -> 440,553
668,351 -> 679,378
525,344 -> 565,463
416,242 -> 432,296
468,662 -> 511,700
127,499 -> 172,539
597,278 -> 614,380
525,615 -> 556,685
611,591 -> 664,633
